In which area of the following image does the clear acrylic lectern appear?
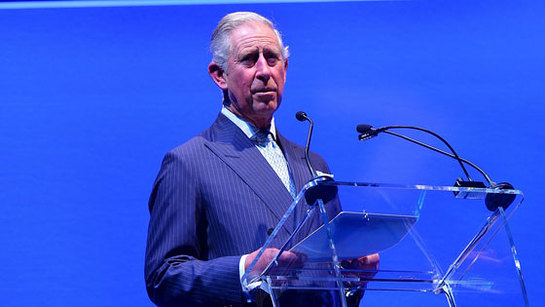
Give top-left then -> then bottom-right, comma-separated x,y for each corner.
241,177 -> 527,306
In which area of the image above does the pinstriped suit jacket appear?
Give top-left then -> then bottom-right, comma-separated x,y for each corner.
145,113 -> 340,306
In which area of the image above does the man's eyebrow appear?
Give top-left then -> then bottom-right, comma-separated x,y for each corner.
263,47 -> 281,55
237,46 -> 259,55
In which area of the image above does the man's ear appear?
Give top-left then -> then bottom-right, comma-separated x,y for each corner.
208,62 -> 228,90
283,58 -> 288,79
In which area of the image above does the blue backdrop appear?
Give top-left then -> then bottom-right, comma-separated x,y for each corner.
1,1 -> 543,306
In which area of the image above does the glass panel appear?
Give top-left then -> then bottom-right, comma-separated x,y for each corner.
242,180 -> 526,306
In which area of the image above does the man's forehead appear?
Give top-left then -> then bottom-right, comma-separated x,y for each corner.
234,39 -> 281,54
230,22 -> 280,51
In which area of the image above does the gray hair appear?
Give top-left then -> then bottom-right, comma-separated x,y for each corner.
210,12 -> 290,72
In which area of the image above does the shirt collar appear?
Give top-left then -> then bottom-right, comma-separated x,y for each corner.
221,106 -> 278,141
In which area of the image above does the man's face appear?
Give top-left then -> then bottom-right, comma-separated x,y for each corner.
211,22 -> 288,128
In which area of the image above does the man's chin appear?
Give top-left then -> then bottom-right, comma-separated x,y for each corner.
253,100 -> 279,113
249,102 -> 279,125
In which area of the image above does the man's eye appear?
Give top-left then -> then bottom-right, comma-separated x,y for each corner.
240,55 -> 256,66
267,57 -> 279,66
264,51 -> 281,65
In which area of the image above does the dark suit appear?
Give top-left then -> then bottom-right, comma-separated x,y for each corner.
145,113 -> 340,306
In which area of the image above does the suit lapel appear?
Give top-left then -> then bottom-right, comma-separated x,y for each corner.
278,133 -> 312,193
277,133 -> 323,244
203,114 -> 297,235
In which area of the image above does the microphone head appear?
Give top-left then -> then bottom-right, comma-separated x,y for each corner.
356,124 -> 374,133
357,124 -> 380,141
295,111 -> 308,122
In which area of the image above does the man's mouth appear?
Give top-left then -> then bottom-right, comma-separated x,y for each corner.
252,88 -> 276,94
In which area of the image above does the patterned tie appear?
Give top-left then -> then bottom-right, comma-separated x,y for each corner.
251,129 -> 297,198
250,129 -> 270,147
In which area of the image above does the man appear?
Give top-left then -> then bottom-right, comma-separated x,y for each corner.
145,12 -> 378,306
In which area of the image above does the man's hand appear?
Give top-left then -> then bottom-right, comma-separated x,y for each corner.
341,253 -> 380,303
245,248 -> 305,276
341,253 -> 380,282
342,253 -> 380,272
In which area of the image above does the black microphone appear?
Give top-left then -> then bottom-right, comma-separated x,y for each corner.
357,124 -> 384,141
295,111 -> 317,178
358,124 -> 476,182
295,110 -> 307,122
357,124 -> 515,211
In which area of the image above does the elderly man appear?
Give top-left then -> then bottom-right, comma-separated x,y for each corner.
145,12 -> 378,306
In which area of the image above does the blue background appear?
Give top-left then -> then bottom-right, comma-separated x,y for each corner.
1,0 -> 543,306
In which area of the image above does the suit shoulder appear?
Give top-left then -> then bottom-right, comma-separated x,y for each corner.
168,135 -> 208,157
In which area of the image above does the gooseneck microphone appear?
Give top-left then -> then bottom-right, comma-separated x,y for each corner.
296,111 -> 338,205
296,111 -> 318,178
357,124 -> 515,211
357,124 -> 475,183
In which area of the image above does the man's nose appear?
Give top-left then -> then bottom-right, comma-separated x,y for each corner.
255,54 -> 271,82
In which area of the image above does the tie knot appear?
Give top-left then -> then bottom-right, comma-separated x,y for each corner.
251,129 -> 271,147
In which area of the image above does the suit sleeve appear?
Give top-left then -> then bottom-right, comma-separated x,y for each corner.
144,150 -> 244,306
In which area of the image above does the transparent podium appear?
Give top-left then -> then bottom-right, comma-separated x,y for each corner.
241,177 -> 527,306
